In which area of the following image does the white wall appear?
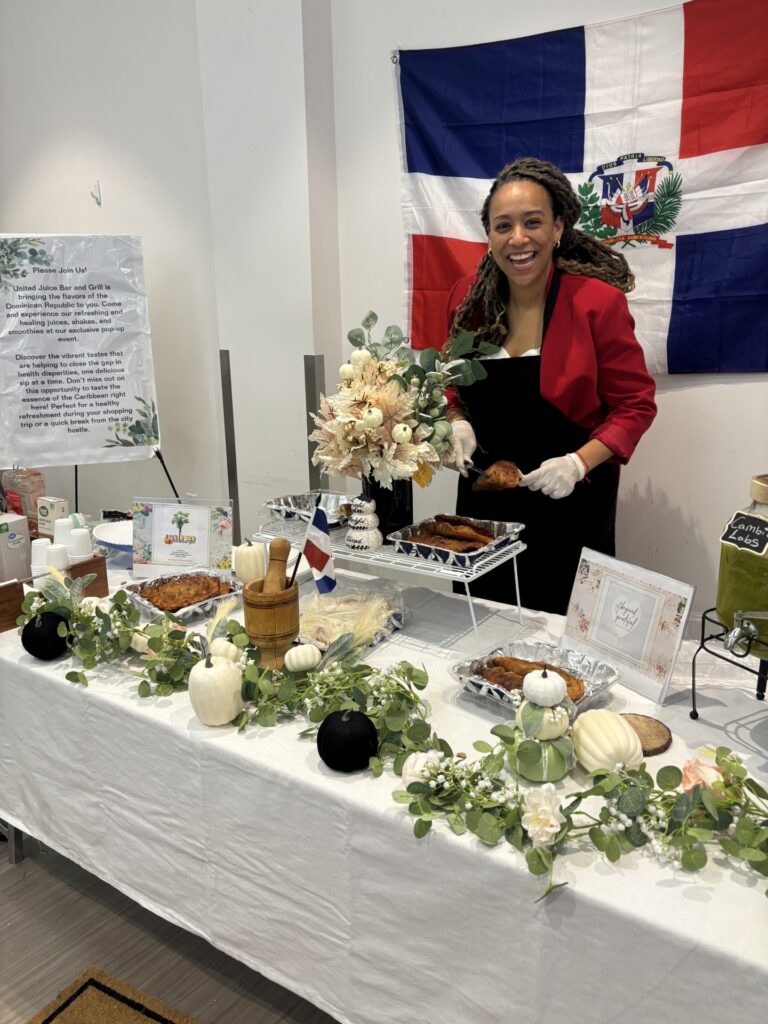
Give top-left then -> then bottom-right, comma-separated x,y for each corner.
0,0 -> 227,511
330,0 -> 768,624
195,0 -> 324,537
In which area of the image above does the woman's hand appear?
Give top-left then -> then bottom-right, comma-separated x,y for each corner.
449,420 -> 477,477
519,453 -> 586,499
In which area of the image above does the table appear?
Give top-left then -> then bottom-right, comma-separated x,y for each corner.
1,582 -> 766,1024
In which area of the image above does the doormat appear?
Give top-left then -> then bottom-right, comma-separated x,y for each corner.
25,966 -> 202,1024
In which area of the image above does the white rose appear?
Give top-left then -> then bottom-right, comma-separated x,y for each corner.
401,750 -> 441,789
521,783 -> 566,848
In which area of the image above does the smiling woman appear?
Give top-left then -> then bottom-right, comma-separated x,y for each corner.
443,157 -> 657,614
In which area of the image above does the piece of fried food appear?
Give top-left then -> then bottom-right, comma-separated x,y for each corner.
433,514 -> 494,545
472,460 -> 522,492
482,656 -> 585,702
479,664 -> 524,691
137,573 -> 229,612
408,529 -> 484,553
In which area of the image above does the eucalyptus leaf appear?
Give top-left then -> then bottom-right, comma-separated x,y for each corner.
392,790 -> 413,804
413,818 -> 432,839
361,311 -> 378,330
347,327 -> 365,346
525,847 -> 552,876
520,701 -> 545,738
681,845 -> 707,872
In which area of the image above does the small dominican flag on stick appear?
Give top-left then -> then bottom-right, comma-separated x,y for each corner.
302,507 -> 337,594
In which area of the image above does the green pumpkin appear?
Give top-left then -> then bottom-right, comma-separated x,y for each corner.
515,735 -> 574,783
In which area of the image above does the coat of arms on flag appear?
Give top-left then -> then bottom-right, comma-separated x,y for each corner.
395,0 -> 768,375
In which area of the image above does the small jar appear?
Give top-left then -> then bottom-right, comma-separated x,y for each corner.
715,474 -> 768,646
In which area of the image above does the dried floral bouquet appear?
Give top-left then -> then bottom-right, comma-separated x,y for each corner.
309,311 -> 495,488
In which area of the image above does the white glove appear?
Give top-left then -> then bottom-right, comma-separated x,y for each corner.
449,420 -> 477,477
519,453 -> 586,499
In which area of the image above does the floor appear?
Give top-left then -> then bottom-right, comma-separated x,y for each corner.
0,836 -> 339,1024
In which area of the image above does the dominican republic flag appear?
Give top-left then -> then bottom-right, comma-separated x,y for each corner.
396,0 -> 768,374
302,507 -> 337,593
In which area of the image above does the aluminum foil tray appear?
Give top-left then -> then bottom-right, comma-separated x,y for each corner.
298,585 -> 407,651
299,608 -> 406,651
450,638 -> 620,714
264,491 -> 353,527
387,516 -> 524,568
127,570 -> 243,621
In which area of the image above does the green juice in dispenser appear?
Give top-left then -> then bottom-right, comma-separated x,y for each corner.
715,474 -> 768,648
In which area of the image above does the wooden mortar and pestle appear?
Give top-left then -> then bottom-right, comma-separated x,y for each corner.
242,538 -> 299,669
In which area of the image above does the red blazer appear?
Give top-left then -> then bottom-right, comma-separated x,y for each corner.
445,272 -> 657,464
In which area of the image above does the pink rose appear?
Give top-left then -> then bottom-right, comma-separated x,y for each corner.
681,757 -> 722,793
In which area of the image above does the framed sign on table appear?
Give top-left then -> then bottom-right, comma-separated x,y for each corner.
131,498 -> 233,578
562,548 -> 695,704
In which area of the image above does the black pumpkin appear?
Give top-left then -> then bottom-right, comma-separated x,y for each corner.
316,709 -> 378,773
21,612 -> 69,661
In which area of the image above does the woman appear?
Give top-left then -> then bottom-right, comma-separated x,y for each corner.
445,157 -> 656,615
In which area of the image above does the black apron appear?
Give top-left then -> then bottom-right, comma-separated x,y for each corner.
456,272 -> 619,615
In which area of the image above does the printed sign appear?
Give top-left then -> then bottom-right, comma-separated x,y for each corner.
0,235 -> 159,466
720,513 -> 768,557
563,549 -> 695,703
131,499 -> 233,578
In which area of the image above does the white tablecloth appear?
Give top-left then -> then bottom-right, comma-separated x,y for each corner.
1,583 -> 766,1024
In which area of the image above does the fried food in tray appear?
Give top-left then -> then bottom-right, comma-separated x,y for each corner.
472,460 -> 522,492
133,573 -> 234,613
433,514 -> 495,545
478,655 -> 585,702
405,514 -> 494,553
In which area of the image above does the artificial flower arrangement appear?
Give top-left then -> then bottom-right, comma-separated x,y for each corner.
309,311 -> 496,489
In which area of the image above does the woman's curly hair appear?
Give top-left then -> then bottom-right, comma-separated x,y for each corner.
450,157 -> 634,345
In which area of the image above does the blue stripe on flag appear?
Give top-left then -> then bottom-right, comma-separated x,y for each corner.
667,223 -> 768,372
315,574 -> 337,594
399,28 -> 586,178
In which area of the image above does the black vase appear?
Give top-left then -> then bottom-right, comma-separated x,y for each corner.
360,474 -> 413,540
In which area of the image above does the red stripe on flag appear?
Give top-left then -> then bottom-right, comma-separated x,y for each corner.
303,538 -> 329,573
410,234 -> 487,349
680,0 -> 768,158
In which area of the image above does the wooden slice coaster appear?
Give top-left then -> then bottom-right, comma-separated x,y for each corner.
621,714 -> 673,757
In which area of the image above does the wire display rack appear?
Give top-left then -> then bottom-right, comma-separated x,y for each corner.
251,515 -> 526,640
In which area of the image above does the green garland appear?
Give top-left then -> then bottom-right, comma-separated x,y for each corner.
18,578 -> 768,899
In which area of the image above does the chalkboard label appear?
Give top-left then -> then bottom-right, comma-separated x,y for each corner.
721,513 -> 768,556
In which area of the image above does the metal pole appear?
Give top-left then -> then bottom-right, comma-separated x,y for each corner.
219,349 -> 241,545
304,354 -> 325,490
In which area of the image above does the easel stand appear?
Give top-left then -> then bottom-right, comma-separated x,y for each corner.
690,607 -> 768,719
72,448 -> 182,513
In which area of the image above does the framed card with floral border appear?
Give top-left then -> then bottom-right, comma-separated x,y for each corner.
131,498 -> 233,578
562,548 -> 695,704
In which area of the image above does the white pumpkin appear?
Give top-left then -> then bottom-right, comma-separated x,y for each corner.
234,539 -> 267,584
210,636 -> 241,662
130,631 -> 150,655
339,363 -> 355,380
572,709 -> 643,773
362,407 -> 384,429
188,655 -> 244,727
522,668 -> 567,707
515,699 -> 570,740
391,423 -> 413,444
283,643 -> 322,673
350,348 -> 372,366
